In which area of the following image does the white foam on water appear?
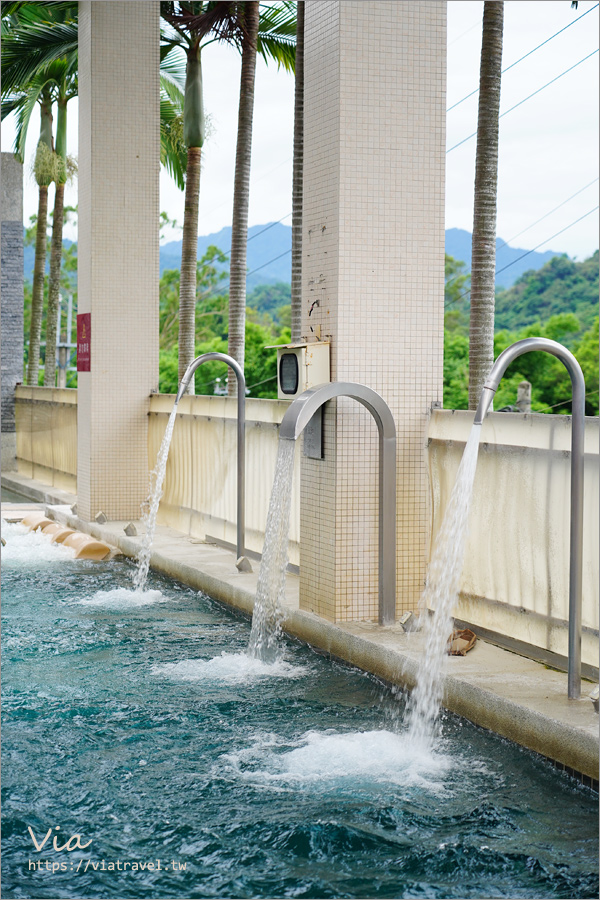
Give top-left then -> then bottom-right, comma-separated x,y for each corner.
154,651 -> 307,684
221,729 -> 452,791
248,439 -> 296,662
406,423 -> 483,750
1,521 -> 76,563
77,587 -> 168,608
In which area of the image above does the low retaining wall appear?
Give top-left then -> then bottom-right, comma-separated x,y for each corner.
15,386 -> 77,493
428,409 -> 599,671
148,393 -> 301,567
12,391 -> 599,673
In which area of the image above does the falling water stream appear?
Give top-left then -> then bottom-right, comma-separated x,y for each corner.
247,438 -> 296,661
133,402 -> 180,592
407,423 -> 483,747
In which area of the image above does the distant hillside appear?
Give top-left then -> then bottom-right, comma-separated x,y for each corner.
24,223 -> 576,294
160,222 -> 292,291
494,250 -> 599,333
445,228 -> 559,289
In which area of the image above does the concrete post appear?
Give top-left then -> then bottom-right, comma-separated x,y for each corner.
517,380 -> 532,414
299,2 -> 446,622
1,153 -> 24,472
77,2 -> 160,520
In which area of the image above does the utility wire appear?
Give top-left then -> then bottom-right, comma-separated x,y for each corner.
497,178 -> 599,253
444,206 -> 599,309
535,388 -> 598,414
447,49 -> 599,153
495,206 -> 598,276
447,3 -> 599,112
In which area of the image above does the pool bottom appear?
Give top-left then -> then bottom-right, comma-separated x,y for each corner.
1,541 -> 598,900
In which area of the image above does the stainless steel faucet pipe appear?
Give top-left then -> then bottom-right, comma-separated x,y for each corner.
473,337 -> 586,700
280,382 -> 397,626
176,353 -> 246,561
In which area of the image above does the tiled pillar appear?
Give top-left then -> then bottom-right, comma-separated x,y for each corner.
77,2 -> 159,520
300,1 -> 446,621
1,153 -> 24,471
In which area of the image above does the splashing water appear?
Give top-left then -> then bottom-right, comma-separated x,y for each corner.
248,439 -> 296,662
133,403 -> 179,592
406,423 -> 482,749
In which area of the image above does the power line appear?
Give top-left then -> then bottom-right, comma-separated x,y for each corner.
495,206 -> 599,276
444,206 -> 599,310
536,389 -> 598,414
447,3 -> 599,113
447,49 -> 599,154
497,178 -> 599,253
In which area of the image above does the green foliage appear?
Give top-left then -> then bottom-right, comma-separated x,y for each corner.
443,251 -> 599,415
495,251 -> 599,334
246,281 -> 292,325
159,322 -> 290,397
157,243 -> 290,398
159,244 -> 228,349
443,329 -> 469,410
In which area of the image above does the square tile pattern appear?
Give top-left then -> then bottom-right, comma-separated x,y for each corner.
77,2 -> 160,521
300,1 -> 446,622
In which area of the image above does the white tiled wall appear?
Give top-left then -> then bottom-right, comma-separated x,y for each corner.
300,1 -> 446,622
77,2 -> 160,521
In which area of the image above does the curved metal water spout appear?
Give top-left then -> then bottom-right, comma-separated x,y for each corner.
176,353 -> 245,561
279,382 -> 397,626
473,337 -> 585,700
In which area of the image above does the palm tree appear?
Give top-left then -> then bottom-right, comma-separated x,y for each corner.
2,1 -> 186,383
228,1 -> 296,393
160,1 -> 295,392
468,1 -> 504,409
227,1 -> 259,396
43,59 -> 77,386
290,0 -> 304,343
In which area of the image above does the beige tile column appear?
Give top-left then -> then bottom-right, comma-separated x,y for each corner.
300,1 -> 446,621
77,2 -> 160,521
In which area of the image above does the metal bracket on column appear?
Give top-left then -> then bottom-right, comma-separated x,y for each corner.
303,407 -> 324,459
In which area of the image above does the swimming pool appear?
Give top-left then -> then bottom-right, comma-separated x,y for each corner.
1,524 -> 598,899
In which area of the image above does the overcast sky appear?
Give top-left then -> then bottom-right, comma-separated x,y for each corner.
2,0 -> 598,261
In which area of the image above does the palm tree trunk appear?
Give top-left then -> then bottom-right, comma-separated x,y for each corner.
44,181 -> 65,386
468,0 -> 504,410
228,0 -> 259,397
27,184 -> 48,386
178,145 -> 202,390
290,0 -> 304,343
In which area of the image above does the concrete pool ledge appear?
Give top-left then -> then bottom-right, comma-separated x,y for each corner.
7,494 -> 598,784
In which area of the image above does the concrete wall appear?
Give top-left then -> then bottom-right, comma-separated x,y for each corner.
12,394 -> 599,669
428,410 -> 599,669
148,394 -> 301,567
15,386 -> 77,492
1,153 -> 24,471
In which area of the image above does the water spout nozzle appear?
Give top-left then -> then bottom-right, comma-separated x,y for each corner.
175,383 -> 186,404
473,386 -> 496,425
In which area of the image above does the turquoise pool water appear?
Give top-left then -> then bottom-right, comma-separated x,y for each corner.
1,525 -> 598,900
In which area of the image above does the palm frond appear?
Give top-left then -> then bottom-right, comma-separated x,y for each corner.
159,46 -> 187,105
256,1 -> 296,71
1,21 -> 78,93
160,95 -> 187,191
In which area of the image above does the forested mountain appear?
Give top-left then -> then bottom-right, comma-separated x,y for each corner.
494,251 -> 599,333
444,228 -> 559,288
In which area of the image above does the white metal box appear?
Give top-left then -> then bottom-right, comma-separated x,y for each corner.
274,341 -> 330,400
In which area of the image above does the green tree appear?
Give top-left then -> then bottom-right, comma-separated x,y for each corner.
228,1 -> 260,396
161,2 -> 295,391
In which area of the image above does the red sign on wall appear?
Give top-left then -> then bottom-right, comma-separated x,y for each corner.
77,313 -> 91,372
